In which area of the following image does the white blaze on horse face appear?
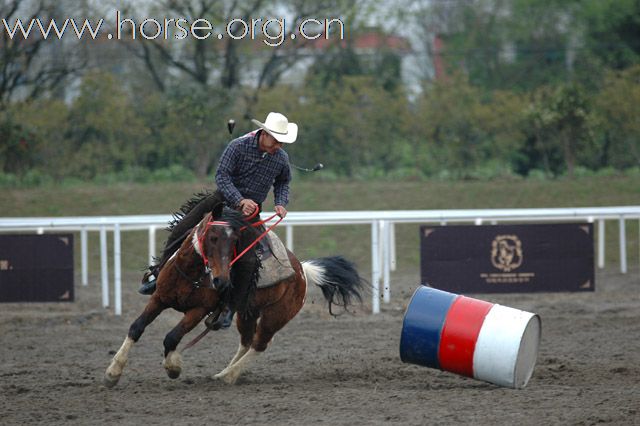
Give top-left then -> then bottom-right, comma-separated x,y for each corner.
192,229 -> 203,257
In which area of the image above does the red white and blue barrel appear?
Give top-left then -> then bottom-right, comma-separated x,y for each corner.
400,286 -> 541,389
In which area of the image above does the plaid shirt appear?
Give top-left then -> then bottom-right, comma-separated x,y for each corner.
215,130 -> 291,208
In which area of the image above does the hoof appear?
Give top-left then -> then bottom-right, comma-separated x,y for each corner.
165,367 -> 181,379
163,351 -> 183,379
103,372 -> 120,388
214,370 -> 238,385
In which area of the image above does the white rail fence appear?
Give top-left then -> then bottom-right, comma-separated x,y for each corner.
1,206 -> 639,315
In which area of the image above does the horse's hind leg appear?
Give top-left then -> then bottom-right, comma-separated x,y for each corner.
216,290 -> 304,385
162,307 -> 208,379
214,313 -> 257,379
104,297 -> 165,388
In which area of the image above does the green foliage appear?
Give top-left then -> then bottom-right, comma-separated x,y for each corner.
65,72 -> 149,178
1,0 -> 639,187
594,66 -> 640,169
305,29 -> 404,93
0,110 -> 37,175
415,74 -> 525,178
255,75 -> 413,178
580,0 -> 640,70
519,83 -> 598,176
435,0 -> 639,90
161,85 -> 238,177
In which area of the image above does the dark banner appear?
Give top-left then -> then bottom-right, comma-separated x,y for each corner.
0,234 -> 74,303
420,223 -> 594,293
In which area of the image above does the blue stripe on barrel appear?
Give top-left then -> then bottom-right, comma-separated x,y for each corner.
399,286 -> 458,369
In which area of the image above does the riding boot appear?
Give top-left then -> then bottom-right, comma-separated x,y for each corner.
138,267 -> 159,295
221,307 -> 236,329
208,306 -> 235,330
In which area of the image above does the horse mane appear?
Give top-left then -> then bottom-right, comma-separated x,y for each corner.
166,190 -> 217,233
217,208 -> 254,230
146,190 -> 220,270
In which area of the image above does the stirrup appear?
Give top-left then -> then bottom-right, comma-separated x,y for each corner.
138,273 -> 157,295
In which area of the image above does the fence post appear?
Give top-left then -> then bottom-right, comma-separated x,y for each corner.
100,226 -> 109,308
286,225 -> 293,251
371,221 -> 380,314
114,223 -> 122,316
81,227 -> 88,286
598,219 -> 605,269
390,222 -> 396,272
619,216 -> 627,274
148,225 -> 156,266
381,220 -> 391,304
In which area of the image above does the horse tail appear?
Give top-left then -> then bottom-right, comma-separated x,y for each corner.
302,256 -> 365,316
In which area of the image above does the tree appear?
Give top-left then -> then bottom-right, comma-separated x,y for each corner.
306,34 -> 403,93
65,72 -> 148,178
161,85 -> 237,178
121,0 -> 362,118
415,73 -> 524,178
0,109 -> 34,175
520,83 -> 596,177
595,66 -> 640,169
0,0 -> 85,107
580,0 -> 640,70
252,76 -> 413,178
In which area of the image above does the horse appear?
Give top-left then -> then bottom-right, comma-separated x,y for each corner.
104,202 -> 365,386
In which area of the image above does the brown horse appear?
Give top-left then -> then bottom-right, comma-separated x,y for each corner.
104,203 -> 364,386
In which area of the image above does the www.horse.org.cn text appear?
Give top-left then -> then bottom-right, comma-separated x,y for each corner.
1,10 -> 346,47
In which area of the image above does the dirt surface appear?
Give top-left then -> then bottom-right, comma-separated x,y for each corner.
1,267 -> 639,425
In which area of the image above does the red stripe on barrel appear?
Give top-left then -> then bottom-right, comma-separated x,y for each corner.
438,296 -> 494,377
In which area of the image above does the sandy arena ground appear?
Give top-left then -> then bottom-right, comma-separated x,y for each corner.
1,266 -> 639,425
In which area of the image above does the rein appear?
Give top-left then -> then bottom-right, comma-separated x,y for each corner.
230,213 -> 283,266
197,212 -> 283,267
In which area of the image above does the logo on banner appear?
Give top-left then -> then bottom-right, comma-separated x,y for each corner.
491,235 -> 523,272
481,234 -> 534,285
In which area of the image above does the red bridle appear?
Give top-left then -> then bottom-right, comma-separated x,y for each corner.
196,213 -> 284,267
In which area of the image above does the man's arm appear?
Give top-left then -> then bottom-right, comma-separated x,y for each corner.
215,141 -> 244,208
273,160 -> 291,217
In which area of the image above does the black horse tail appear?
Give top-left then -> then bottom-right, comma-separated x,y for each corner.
301,256 -> 365,316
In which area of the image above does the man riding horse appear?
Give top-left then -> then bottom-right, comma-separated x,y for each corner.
139,112 -> 297,329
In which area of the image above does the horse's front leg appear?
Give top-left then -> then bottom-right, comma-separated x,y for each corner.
162,307 -> 208,379
104,297 -> 165,388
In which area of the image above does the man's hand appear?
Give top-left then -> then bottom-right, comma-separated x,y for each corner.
275,205 -> 287,218
239,199 -> 258,216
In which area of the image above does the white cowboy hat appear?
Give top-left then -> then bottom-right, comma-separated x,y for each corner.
251,112 -> 298,144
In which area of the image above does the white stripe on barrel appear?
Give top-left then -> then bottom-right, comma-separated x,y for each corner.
472,304 -> 541,388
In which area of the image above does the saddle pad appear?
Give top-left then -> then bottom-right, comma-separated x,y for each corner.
256,230 -> 295,289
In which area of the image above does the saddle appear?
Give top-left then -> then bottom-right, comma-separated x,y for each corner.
255,230 -> 295,288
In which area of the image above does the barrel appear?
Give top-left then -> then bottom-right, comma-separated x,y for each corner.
399,286 -> 541,389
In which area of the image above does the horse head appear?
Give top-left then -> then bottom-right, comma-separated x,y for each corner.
193,203 -> 238,291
